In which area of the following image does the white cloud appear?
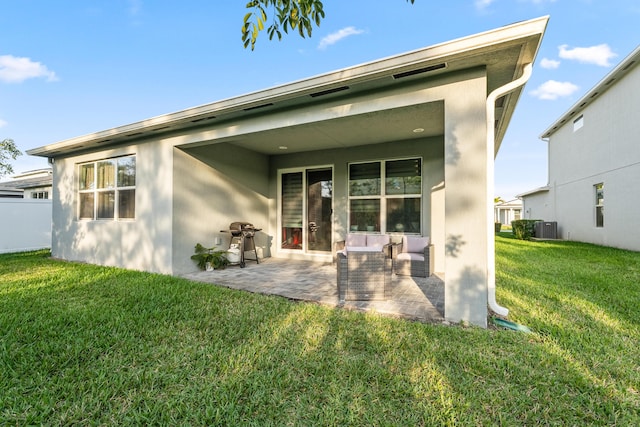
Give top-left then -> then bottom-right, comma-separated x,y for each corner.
0,55 -> 58,83
540,58 -> 560,69
530,80 -> 579,100
558,44 -> 617,67
0,119 -> 7,128
475,0 -> 496,10
318,27 -> 365,50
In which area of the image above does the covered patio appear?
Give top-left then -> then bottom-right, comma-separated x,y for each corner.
183,259 -> 445,323
28,17 -> 547,327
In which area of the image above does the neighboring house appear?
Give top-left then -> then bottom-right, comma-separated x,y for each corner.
0,168 -> 53,199
520,44 -> 640,252
27,17 -> 548,327
0,187 -> 23,198
494,199 -> 522,225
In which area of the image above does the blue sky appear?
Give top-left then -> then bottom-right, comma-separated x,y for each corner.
1,0 -> 639,199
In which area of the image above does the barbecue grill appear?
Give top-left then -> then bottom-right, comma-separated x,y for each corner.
223,222 -> 261,268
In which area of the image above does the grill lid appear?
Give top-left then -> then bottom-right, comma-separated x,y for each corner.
230,221 -> 255,231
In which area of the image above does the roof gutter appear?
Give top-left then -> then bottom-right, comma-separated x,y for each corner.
486,62 -> 533,317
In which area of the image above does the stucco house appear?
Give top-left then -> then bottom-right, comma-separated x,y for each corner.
494,198 -> 522,226
0,168 -> 53,199
520,44 -> 640,252
27,17 -> 548,327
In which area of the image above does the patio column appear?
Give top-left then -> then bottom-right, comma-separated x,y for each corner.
443,71 -> 489,327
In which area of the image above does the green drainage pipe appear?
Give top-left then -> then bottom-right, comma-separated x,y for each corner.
492,317 -> 532,333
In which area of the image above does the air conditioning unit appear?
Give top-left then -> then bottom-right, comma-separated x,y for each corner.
535,221 -> 558,239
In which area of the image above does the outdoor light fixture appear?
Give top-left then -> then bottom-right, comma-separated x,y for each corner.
279,146 -> 288,150
412,128 -> 425,133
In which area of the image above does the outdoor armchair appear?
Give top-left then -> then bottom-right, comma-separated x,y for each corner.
393,235 -> 433,277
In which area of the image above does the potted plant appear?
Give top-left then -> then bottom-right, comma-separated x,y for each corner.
191,243 -> 229,271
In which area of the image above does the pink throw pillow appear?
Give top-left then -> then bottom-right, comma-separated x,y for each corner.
346,233 -> 367,247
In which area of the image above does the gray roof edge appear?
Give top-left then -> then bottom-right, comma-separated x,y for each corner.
540,44 -> 640,139
28,16 -> 549,157
517,186 -> 550,198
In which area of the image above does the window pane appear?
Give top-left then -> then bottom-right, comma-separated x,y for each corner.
386,158 -> 421,195
350,199 -> 380,232
349,162 -> 380,196
595,183 -> 604,205
118,156 -> 136,187
595,183 -> 604,227
79,164 -> 95,190
596,206 -> 604,228
118,189 -> 136,219
307,168 -> 332,252
97,161 -> 116,189
386,198 -> 421,233
97,191 -> 115,219
281,172 -> 303,250
79,193 -> 94,219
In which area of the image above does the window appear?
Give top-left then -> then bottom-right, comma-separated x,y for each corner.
78,155 -> 136,220
573,115 -> 584,132
31,191 -> 49,199
348,158 -> 421,234
595,183 -> 604,227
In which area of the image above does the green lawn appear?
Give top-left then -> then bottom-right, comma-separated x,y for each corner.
1,237 -> 639,425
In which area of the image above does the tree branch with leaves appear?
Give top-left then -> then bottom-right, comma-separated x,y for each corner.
242,0 -> 415,50
0,138 -> 22,178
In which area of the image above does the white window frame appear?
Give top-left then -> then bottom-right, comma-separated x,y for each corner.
77,155 -> 136,221
595,182 -> 604,228
347,157 -> 422,235
277,165 -> 334,254
31,191 -> 49,199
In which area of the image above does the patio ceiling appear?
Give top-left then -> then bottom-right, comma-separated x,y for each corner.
194,102 -> 445,156
28,16 -> 547,159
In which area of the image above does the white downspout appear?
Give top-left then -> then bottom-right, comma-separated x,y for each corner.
486,63 -> 533,317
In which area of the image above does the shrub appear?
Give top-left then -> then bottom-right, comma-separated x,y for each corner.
495,222 -> 502,233
511,219 -> 540,240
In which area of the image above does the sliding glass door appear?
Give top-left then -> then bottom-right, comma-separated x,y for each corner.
280,167 -> 333,254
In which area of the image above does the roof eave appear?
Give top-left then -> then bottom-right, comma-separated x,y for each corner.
28,16 -> 548,158
540,44 -> 640,139
517,186 -> 550,198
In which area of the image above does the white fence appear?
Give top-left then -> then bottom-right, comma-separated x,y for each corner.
0,199 -> 52,254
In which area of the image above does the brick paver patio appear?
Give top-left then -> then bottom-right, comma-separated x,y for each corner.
183,258 -> 445,323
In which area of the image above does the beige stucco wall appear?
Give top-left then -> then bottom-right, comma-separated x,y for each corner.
522,191 -> 552,221
172,143 -> 270,274
51,140 -> 174,274
542,64 -> 640,250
